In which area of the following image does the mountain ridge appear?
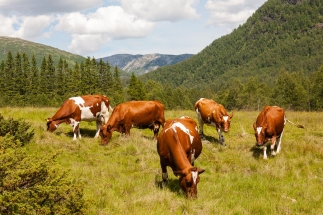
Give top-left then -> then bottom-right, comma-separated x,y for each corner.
100,53 -> 193,75
0,36 -> 86,66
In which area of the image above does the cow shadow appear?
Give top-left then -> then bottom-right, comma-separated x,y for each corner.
200,135 -> 220,145
250,144 -> 273,159
155,175 -> 182,196
66,128 -> 97,138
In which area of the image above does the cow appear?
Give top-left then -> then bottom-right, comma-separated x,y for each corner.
157,116 -> 204,198
194,98 -> 233,146
253,106 -> 304,159
99,100 -> 165,145
46,95 -> 112,140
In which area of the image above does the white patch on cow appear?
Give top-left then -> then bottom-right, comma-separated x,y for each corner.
164,122 -> 194,144
223,116 -> 228,122
256,127 -> 262,134
192,171 -> 198,184
70,96 -> 85,107
70,97 -> 96,121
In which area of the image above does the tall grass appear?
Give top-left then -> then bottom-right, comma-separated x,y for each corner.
1,108 -> 323,214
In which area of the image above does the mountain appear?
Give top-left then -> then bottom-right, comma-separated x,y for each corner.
0,36 -> 86,66
140,0 -> 323,89
100,53 -> 193,75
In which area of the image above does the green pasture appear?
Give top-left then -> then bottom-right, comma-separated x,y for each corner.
1,107 -> 322,214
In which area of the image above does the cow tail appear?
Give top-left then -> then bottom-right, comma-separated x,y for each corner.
286,118 -> 305,129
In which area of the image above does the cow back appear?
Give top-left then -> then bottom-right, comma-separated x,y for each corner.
108,100 -> 165,130
157,116 -> 202,169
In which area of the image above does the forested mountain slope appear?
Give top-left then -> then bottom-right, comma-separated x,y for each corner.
140,0 -> 323,90
0,36 -> 86,66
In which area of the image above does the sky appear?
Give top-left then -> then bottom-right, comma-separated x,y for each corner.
0,0 -> 267,59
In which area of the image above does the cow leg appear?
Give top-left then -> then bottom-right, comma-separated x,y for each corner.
196,111 -> 205,138
270,137 -> 277,156
73,123 -> 80,140
94,120 -> 101,138
276,131 -> 284,154
217,128 -> 226,147
160,160 -> 168,187
263,146 -> 268,159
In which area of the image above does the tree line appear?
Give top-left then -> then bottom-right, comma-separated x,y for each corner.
1,51 -> 323,111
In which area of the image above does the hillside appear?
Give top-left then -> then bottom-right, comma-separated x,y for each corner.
140,0 -> 323,89
100,53 -> 193,75
0,36 -> 86,66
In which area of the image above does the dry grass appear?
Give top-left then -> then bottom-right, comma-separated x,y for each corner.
1,108 -> 323,214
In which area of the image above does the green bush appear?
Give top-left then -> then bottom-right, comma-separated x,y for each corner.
0,115 -> 84,214
0,114 -> 34,147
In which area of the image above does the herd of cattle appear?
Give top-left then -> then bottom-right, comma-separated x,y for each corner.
46,95 -> 304,198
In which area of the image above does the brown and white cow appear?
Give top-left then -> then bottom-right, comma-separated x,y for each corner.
253,106 -> 304,159
46,95 -> 112,140
99,100 -> 165,145
194,98 -> 233,146
157,116 -> 204,198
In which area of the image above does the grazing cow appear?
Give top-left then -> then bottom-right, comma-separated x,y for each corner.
99,100 -> 165,145
194,98 -> 233,146
46,95 -> 112,140
253,106 -> 304,159
157,116 -> 204,198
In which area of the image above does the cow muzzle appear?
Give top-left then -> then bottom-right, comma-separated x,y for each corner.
256,142 -> 264,147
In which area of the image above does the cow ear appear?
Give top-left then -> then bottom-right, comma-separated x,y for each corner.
230,112 -> 233,118
197,168 -> 205,175
253,123 -> 257,130
107,125 -> 112,132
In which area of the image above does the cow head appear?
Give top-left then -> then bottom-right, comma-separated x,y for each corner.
174,167 -> 205,198
99,124 -> 113,145
219,112 -> 233,132
46,118 -> 57,132
253,123 -> 268,147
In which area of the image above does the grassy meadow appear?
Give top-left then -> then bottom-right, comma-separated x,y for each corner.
1,107 -> 323,214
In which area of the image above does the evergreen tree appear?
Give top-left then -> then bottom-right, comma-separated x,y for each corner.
29,55 -> 39,106
46,54 -> 56,100
12,52 -> 25,106
56,57 -> 66,97
21,53 -> 30,106
5,51 -> 16,105
112,66 -> 124,105
127,72 -> 146,100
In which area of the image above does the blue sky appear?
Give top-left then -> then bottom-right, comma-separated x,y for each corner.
0,0 -> 267,59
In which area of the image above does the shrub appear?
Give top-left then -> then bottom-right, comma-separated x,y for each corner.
0,115 -> 84,214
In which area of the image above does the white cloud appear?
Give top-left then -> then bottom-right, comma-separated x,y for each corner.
69,34 -> 109,55
205,0 -> 266,27
0,14 -> 54,39
55,6 -> 155,54
120,0 -> 199,22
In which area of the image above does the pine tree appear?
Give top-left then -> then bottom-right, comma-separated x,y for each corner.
30,55 -> 39,106
3,51 -> 15,105
127,72 -> 146,100
56,57 -> 66,97
112,66 -> 124,105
